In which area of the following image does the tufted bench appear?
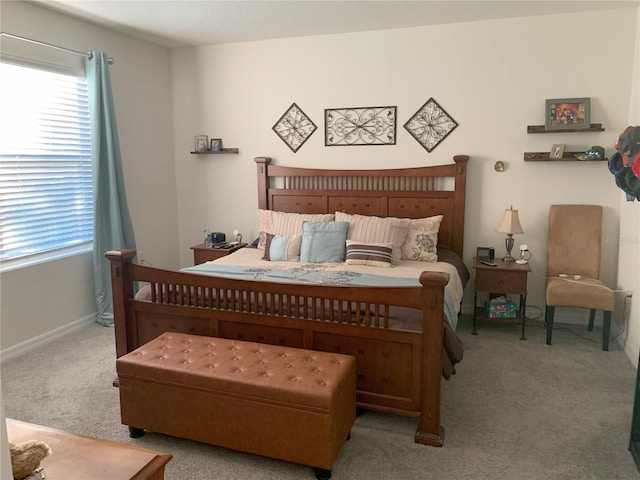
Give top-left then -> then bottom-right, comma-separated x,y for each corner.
116,332 -> 356,479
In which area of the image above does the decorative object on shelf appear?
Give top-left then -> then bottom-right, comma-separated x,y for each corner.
210,138 -> 222,151
272,102 -> 317,153
233,228 -> 242,244
549,143 -> 565,159
496,206 -> 524,262
324,106 -> 396,146
404,97 -> 458,152
545,97 -> 590,131
195,135 -> 208,152
516,244 -> 532,265
494,161 -> 505,172
574,145 -> 604,161
609,125 -> 640,201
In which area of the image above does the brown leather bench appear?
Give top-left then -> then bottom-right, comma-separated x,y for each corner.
116,332 -> 356,479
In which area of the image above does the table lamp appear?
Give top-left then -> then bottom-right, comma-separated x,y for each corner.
496,206 -> 524,262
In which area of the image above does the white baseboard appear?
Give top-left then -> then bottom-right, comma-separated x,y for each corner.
0,314 -> 96,363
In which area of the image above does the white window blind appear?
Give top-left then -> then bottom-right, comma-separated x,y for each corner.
0,61 -> 93,263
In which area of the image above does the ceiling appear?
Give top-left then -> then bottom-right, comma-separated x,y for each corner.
31,0 -> 639,48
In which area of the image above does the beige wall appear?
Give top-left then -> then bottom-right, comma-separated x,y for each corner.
170,9 -> 637,329
0,1 -> 179,350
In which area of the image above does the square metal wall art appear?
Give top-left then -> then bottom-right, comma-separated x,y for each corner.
325,106 -> 396,146
404,98 -> 458,152
272,103 -> 317,153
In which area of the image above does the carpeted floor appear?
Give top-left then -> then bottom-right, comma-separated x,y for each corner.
2,315 -> 639,479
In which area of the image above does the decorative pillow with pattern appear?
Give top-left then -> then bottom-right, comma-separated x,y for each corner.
345,240 -> 393,267
257,209 -> 335,250
401,215 -> 443,262
335,211 -> 409,265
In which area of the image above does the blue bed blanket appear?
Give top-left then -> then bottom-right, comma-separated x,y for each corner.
181,262 -> 459,330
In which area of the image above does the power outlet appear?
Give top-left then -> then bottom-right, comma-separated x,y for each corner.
625,290 -> 634,298
138,251 -> 144,263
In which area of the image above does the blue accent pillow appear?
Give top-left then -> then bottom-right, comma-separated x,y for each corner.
300,221 -> 349,263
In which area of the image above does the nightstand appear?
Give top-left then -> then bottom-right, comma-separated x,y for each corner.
472,257 -> 531,340
191,243 -> 247,265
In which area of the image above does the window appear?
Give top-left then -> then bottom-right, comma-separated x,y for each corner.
0,61 -> 92,266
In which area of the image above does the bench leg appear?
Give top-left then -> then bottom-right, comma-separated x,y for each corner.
313,467 -> 332,480
128,426 -> 145,438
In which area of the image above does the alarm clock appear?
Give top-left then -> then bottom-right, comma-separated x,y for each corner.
211,232 -> 226,244
476,246 -> 495,261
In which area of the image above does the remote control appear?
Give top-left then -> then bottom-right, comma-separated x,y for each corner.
480,260 -> 498,266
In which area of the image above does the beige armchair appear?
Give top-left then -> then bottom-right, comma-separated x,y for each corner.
545,205 -> 614,351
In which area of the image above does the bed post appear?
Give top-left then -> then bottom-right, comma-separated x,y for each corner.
415,271 -> 449,446
255,157 -> 272,210
105,249 -> 136,358
451,155 -> 469,258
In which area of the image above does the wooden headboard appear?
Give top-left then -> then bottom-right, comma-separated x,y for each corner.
255,155 -> 469,258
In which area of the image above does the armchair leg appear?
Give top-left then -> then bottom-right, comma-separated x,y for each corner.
602,310 -> 611,352
588,309 -> 596,331
545,305 -> 555,345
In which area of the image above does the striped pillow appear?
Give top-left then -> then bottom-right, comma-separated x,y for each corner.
257,209 -> 335,250
335,211 -> 409,265
345,240 -> 393,267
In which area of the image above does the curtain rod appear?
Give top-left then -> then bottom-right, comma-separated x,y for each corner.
0,32 -> 114,65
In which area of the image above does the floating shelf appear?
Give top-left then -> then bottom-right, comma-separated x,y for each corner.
190,148 -> 239,154
524,151 -> 608,162
527,123 -> 605,134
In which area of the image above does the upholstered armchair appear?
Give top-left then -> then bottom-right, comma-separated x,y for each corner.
545,205 -> 615,351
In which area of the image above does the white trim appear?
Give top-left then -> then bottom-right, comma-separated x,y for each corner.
0,314 -> 98,363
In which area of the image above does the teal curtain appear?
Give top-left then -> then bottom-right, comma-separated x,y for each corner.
86,52 -> 137,326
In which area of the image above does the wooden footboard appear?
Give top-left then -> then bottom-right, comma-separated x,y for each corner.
107,249 -> 449,446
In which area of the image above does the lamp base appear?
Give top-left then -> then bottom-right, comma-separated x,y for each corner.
503,234 -> 516,262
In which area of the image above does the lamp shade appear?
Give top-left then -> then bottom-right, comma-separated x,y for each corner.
496,207 -> 524,234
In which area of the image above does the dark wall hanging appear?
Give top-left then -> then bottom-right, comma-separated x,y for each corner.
325,106 -> 396,146
272,103 -> 317,153
404,98 -> 458,152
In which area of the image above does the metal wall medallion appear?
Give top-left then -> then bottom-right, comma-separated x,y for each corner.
404,98 -> 458,152
325,106 -> 396,146
272,103 -> 317,153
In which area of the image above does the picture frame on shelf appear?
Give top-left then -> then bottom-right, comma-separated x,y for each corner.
195,135 -> 208,152
545,98 -> 591,131
210,138 -> 223,151
549,144 -> 566,159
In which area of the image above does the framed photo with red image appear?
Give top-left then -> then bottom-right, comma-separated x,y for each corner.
545,98 -> 590,131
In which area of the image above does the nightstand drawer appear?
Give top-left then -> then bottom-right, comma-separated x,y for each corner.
475,269 -> 527,294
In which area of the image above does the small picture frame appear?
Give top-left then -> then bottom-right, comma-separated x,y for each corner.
550,143 -> 566,160
210,138 -> 223,151
195,135 -> 208,152
545,98 -> 591,131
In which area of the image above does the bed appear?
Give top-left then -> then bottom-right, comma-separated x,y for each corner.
106,154 -> 469,447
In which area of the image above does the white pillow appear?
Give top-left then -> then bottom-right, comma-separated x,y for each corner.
257,209 -> 335,250
335,212 -> 409,265
401,215 -> 443,262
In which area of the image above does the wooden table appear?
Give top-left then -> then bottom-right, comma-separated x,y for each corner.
191,242 -> 247,264
471,257 -> 531,340
6,419 -> 172,480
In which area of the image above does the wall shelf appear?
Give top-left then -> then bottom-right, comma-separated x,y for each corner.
190,148 -> 239,154
527,123 -> 605,134
524,151 -> 608,162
